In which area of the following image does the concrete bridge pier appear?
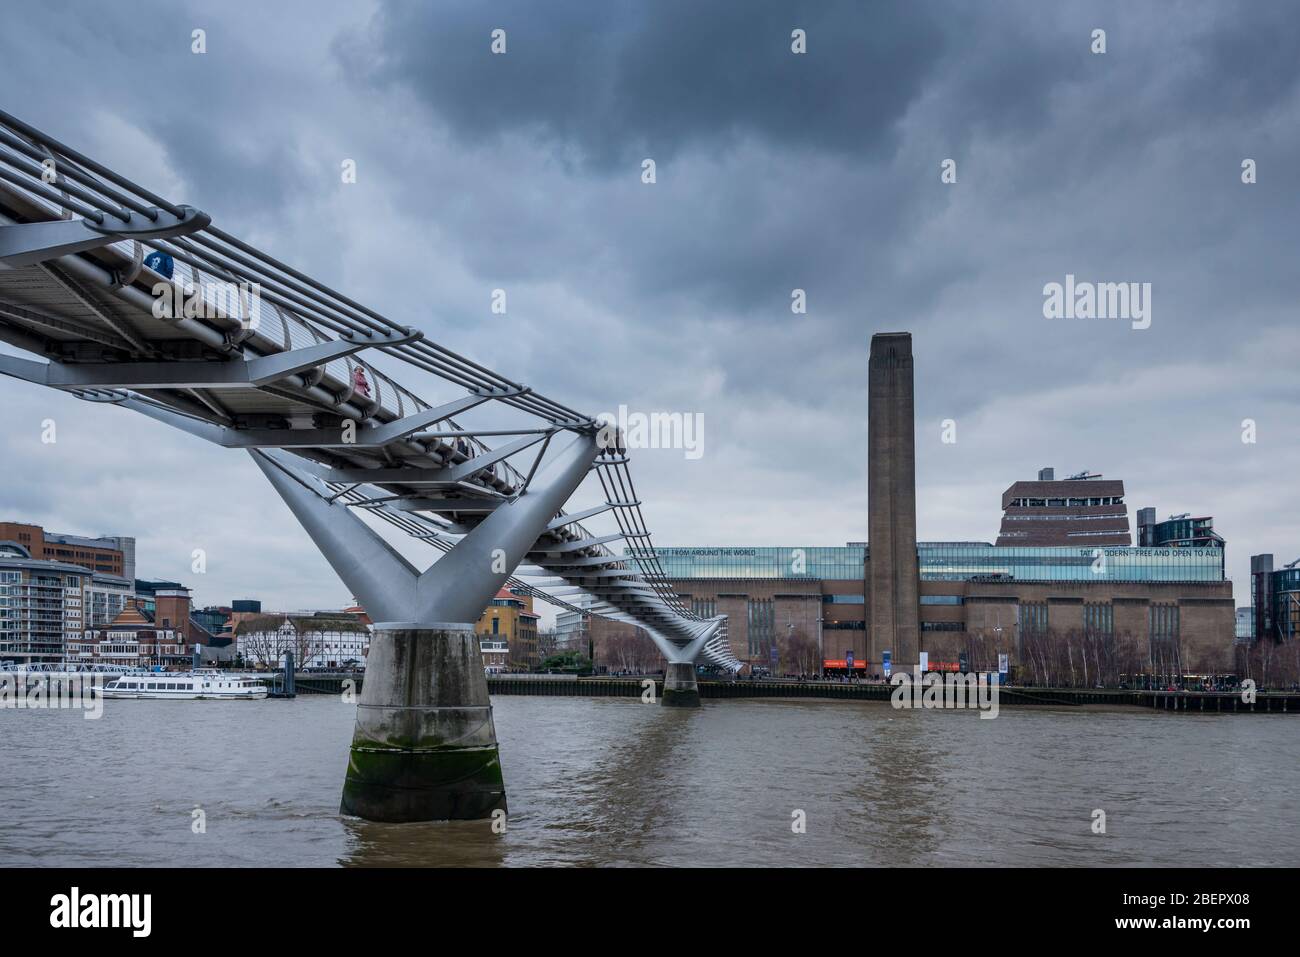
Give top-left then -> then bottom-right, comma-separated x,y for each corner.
652,619 -> 725,708
662,662 -> 701,707
342,623 -> 505,822
251,432 -> 599,822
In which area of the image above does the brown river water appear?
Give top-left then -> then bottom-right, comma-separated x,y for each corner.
1,694 -> 1296,866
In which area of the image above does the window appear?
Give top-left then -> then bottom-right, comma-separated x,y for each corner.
1019,602 -> 1048,635
1149,603 -> 1179,640
920,595 -> 962,605
747,598 -> 774,656
1084,603 -> 1114,636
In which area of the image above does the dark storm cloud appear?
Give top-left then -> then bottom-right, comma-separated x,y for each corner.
346,0 -> 951,167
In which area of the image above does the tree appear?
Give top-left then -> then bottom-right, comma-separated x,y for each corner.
779,628 -> 819,675
539,649 -> 591,673
290,625 -> 327,669
602,627 -> 662,674
237,625 -> 282,669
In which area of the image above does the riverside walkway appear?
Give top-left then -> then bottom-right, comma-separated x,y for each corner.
268,672 -> 1299,713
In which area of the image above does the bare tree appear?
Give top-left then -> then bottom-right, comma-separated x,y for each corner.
290,625 -> 328,668
237,626 -> 283,669
779,628 -> 819,676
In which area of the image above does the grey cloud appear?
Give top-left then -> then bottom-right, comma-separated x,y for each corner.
1,0 -> 1297,615
346,0 -> 949,169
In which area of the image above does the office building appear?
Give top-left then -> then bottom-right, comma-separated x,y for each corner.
76,603 -> 194,668
555,592 -> 661,673
1250,554 -> 1300,643
0,542 -> 91,662
1137,509 -> 1225,548
996,469 -> 1130,547
0,521 -> 133,579
475,588 -> 541,671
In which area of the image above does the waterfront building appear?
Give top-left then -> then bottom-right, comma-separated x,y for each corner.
133,579 -> 186,616
225,599 -> 267,645
86,574 -> 134,627
0,526 -> 221,665
234,611 -> 371,669
73,585 -> 214,667
0,543 -> 91,662
1236,606 -> 1254,641
0,521 -> 134,579
76,603 -> 193,668
1137,508 -> 1224,548
1250,554 -> 1300,643
192,605 -> 233,639
555,592 -> 661,673
654,331 -> 1234,681
475,588 -> 540,670
659,543 -> 1234,678
480,638 -> 510,673
996,468 -> 1131,547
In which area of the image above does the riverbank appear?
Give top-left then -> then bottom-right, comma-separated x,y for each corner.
271,671 -> 1300,713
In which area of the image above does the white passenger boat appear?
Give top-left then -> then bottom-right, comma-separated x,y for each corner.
101,669 -> 268,700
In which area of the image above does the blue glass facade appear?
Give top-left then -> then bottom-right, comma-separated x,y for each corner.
1260,567 -> 1300,640
917,543 -> 1224,582
648,543 -> 1224,583
650,546 -> 865,580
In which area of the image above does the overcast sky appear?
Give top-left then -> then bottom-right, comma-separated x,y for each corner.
1,0 -> 1297,619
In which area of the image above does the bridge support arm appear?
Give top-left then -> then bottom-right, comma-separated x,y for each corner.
657,618 -> 723,707
0,205 -> 209,270
252,431 -> 600,822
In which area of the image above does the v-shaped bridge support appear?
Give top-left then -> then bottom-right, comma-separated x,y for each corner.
252,432 -> 599,823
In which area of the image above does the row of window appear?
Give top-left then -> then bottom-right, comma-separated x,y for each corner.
1015,601 -> 1178,639
655,544 -> 1224,582
1003,512 -> 1127,522
1009,497 -> 1124,507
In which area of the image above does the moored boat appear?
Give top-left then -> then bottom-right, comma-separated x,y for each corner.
101,669 -> 267,700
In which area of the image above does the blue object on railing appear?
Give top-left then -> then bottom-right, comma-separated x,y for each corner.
143,250 -> 174,278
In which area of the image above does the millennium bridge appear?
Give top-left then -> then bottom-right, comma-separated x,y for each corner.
0,109 -> 739,822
